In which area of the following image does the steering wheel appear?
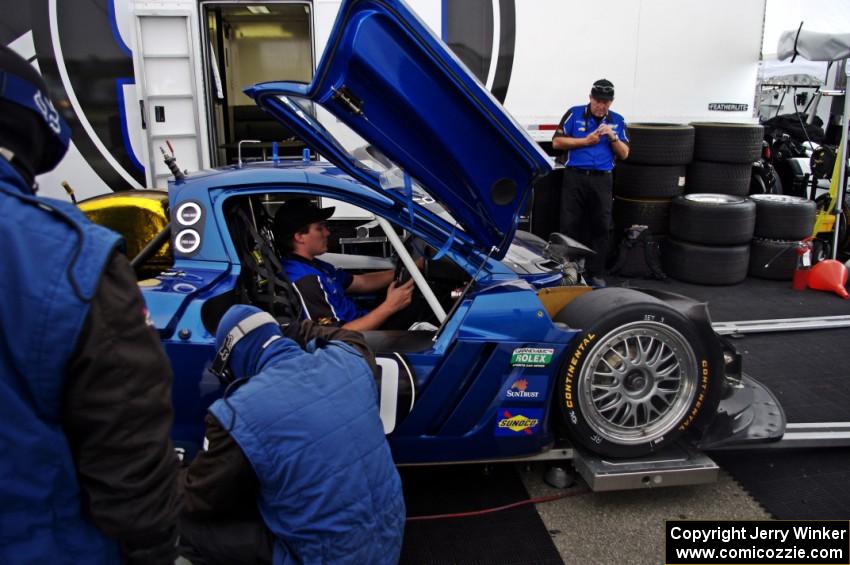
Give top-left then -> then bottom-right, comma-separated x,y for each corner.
394,259 -> 411,285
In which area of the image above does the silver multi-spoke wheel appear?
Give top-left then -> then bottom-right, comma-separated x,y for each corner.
578,321 -> 698,446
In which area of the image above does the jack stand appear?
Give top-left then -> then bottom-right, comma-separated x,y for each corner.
544,464 -> 576,489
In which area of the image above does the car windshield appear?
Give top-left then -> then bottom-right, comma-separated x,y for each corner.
275,94 -> 457,224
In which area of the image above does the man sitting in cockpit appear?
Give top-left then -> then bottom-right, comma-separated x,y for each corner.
274,198 -> 416,331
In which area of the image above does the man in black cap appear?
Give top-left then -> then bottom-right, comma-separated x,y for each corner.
552,78 -> 630,287
0,46 -> 179,563
274,197 -> 416,330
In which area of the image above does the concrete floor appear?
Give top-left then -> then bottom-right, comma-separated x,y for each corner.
520,464 -> 769,565
176,463 -> 768,565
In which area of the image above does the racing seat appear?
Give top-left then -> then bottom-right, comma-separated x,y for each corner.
230,202 -> 303,325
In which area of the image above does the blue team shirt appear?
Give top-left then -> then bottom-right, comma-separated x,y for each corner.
555,104 -> 628,171
283,255 -> 367,325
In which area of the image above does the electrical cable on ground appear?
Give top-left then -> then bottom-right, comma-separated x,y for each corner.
405,487 -> 590,522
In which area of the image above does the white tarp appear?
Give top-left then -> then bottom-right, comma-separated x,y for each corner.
778,29 -> 850,61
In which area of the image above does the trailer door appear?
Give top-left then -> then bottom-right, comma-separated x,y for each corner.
134,11 -> 205,188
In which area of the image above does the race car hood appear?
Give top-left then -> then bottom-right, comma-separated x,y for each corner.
246,0 -> 552,259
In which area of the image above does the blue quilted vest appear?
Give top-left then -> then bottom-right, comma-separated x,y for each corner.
209,337 -> 405,565
0,159 -> 122,563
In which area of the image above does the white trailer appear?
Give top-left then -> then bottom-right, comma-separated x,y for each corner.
3,0 -> 766,201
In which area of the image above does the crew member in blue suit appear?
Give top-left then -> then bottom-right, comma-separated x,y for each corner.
274,197 -> 416,330
0,46 -> 180,563
179,305 -> 405,564
552,79 -> 630,287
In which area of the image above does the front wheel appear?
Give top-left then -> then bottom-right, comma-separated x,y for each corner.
554,288 -> 722,458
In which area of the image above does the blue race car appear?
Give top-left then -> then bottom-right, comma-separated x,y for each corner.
123,0 -> 783,463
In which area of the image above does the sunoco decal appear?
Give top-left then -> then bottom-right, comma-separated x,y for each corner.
504,377 -> 544,401
510,347 -> 553,368
495,408 -> 542,436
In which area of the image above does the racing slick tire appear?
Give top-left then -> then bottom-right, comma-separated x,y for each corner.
750,194 -> 817,240
669,193 -> 756,245
613,196 -> 672,235
691,122 -> 764,163
614,163 -> 686,199
686,160 -> 752,196
748,238 -> 797,280
625,123 -> 695,165
553,288 -> 722,458
663,239 -> 750,285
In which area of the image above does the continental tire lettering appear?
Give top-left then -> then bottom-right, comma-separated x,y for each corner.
564,333 -> 596,409
678,359 -> 711,431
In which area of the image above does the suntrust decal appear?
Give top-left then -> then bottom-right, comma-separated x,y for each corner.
504,377 -> 544,401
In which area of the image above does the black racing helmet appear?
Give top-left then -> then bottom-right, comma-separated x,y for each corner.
0,45 -> 71,176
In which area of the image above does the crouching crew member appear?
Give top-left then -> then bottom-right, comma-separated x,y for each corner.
179,305 -> 405,565
0,46 -> 180,563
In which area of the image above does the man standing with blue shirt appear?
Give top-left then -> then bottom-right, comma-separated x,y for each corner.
552,79 -> 629,287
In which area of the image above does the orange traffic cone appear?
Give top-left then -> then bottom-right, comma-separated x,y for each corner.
808,259 -> 850,299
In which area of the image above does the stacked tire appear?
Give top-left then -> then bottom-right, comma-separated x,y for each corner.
748,194 -> 817,280
664,194 -> 756,285
686,123 -> 764,196
613,124 -> 694,238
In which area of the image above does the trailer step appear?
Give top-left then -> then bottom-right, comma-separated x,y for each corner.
712,315 -> 850,335
572,444 -> 718,492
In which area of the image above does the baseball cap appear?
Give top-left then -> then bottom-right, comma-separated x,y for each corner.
590,79 -> 615,101
273,197 -> 335,241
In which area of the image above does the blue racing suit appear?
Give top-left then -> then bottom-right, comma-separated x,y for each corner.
208,334 -> 405,565
0,158 -> 122,563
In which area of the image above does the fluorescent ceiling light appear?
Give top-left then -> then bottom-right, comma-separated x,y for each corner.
235,23 -> 294,39
246,6 -> 271,14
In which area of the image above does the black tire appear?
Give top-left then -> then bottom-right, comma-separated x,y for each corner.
750,173 -> 768,196
773,173 -> 784,195
663,238 -> 750,285
748,238 -> 797,280
613,197 -> 671,234
669,194 -> 756,245
553,288 -> 723,458
750,163 -> 782,195
691,122 -> 764,163
626,123 -> 695,165
750,194 -> 817,240
614,163 -> 686,198
686,160 -> 751,196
